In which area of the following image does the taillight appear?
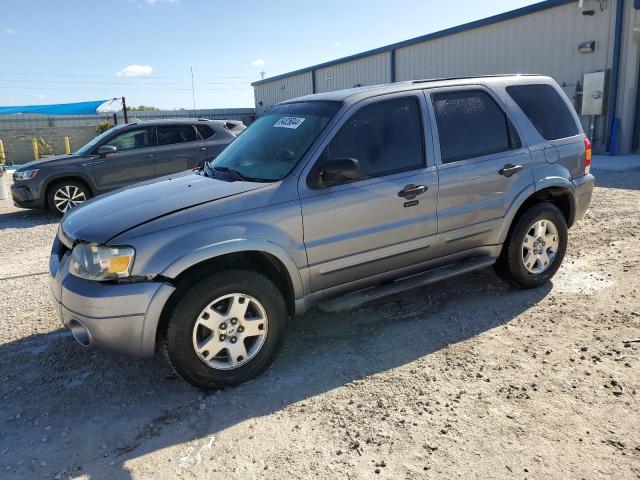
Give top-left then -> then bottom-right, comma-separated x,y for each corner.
583,137 -> 592,175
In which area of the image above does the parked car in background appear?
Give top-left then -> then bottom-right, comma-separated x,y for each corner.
50,75 -> 593,389
11,118 -> 245,214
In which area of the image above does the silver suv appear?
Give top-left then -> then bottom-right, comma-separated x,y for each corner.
50,75 -> 594,389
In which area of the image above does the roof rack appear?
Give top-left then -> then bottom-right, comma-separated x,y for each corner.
411,73 -> 540,84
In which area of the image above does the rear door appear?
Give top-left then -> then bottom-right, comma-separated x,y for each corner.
154,124 -> 201,175
298,92 -> 439,293
92,126 -> 156,192
427,86 -> 533,257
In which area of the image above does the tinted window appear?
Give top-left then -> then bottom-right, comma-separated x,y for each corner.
432,90 -> 515,163
157,125 -> 197,146
507,84 -> 579,140
104,128 -> 150,152
320,97 -> 424,179
196,124 -> 215,139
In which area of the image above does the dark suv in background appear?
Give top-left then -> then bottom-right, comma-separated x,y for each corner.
11,118 -> 245,214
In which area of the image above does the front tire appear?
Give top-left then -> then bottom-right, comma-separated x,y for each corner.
47,180 -> 91,215
164,270 -> 287,389
494,203 -> 568,289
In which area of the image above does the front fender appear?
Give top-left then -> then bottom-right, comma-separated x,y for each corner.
160,238 -> 306,301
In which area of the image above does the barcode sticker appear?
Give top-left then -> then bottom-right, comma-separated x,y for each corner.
274,116 -> 305,129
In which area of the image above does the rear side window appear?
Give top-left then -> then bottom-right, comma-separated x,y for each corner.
320,97 -> 424,179
196,124 -> 216,139
432,90 -> 518,164
506,84 -> 579,140
157,125 -> 198,146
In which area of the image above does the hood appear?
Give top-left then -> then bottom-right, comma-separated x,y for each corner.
61,173 -> 269,244
17,153 -> 80,170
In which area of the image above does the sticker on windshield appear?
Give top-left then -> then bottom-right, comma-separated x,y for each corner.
274,116 -> 305,129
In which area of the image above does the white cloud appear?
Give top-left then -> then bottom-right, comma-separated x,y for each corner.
37,94 -> 46,99
115,64 -> 153,77
251,58 -> 265,67
144,0 -> 178,4
334,41 -> 341,47
4,28 -> 16,35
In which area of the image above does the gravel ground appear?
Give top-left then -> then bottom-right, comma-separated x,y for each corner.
1,169 -> 639,480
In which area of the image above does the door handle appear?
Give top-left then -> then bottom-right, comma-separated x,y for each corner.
397,184 -> 427,199
142,153 -> 154,158
200,146 -> 207,151
499,164 -> 523,177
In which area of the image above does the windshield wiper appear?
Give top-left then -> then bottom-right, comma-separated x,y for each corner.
211,165 -> 273,183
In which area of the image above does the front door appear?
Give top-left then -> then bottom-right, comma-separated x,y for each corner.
92,126 -> 156,193
427,87 -> 533,257
154,124 -> 201,176
298,93 -> 438,293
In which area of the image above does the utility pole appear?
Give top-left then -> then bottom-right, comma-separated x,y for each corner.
122,96 -> 128,124
190,67 -> 196,111
260,71 -> 265,80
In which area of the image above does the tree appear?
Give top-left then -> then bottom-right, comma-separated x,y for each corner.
125,105 -> 160,112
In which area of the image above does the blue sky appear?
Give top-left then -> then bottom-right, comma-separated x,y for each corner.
1,0 -> 539,110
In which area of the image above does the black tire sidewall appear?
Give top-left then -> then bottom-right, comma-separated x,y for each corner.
164,270 -> 287,389
47,180 -> 91,215
504,203 -> 568,289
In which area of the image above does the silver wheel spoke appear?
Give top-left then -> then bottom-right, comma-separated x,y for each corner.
227,294 -> 249,320
195,335 -> 224,358
227,341 -> 249,366
242,319 -> 265,337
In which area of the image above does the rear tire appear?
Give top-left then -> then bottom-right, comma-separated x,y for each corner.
164,270 -> 287,389
494,203 -> 567,289
47,180 -> 91,215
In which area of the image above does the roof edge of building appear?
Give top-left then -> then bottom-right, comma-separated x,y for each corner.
251,0 -> 575,87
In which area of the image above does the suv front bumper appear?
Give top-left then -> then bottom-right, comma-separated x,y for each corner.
49,237 -> 175,357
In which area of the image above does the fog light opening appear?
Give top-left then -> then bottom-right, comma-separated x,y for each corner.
69,319 -> 91,347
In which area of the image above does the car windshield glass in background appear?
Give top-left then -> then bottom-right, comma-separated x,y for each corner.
506,84 -> 579,140
104,129 -> 150,151
210,101 -> 342,181
157,125 -> 197,145
76,127 -> 122,155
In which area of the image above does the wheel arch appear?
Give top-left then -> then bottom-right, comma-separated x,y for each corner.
155,246 -> 302,347
44,174 -> 96,209
498,183 -> 575,246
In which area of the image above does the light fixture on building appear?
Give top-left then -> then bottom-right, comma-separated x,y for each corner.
578,41 -> 596,53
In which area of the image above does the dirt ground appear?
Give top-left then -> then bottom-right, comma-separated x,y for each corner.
0,167 -> 639,480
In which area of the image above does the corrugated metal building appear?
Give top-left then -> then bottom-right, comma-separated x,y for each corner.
252,0 -> 640,154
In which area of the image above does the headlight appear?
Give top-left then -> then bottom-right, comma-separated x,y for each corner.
13,169 -> 39,182
69,243 -> 135,281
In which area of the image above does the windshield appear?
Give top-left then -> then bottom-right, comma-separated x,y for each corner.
75,125 -> 125,155
209,101 -> 341,181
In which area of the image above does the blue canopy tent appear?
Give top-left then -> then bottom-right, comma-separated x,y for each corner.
0,100 -> 108,116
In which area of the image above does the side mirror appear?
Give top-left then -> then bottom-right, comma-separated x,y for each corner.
97,145 -> 117,157
320,158 -> 360,186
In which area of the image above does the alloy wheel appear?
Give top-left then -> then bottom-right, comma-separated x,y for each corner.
192,293 -> 268,370
53,185 -> 86,213
522,219 -> 559,274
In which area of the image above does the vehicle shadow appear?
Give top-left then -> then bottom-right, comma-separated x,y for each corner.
1,269 -> 552,480
0,208 -> 59,228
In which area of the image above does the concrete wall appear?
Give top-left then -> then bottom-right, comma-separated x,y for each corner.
0,124 -> 98,165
